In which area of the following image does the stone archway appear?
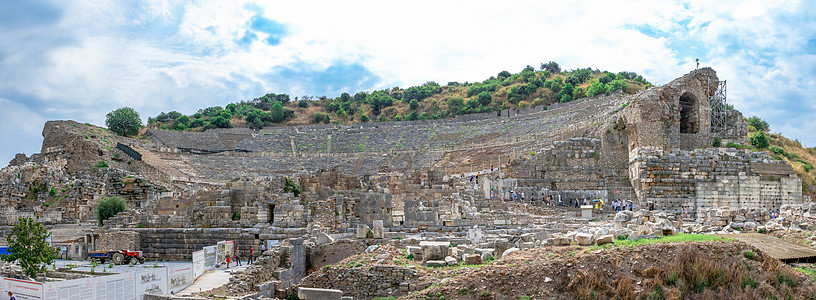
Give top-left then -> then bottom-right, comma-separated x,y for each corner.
679,92 -> 699,133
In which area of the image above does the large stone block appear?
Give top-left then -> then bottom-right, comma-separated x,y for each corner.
372,220 -> 384,238
298,287 -> 343,300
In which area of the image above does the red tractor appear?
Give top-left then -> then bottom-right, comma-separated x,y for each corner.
88,250 -> 145,265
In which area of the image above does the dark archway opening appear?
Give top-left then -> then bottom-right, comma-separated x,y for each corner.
679,93 -> 698,133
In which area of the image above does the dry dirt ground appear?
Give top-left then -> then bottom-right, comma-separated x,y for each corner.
410,241 -> 816,300
302,239 -> 816,300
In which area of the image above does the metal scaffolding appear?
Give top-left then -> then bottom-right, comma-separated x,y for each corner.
709,80 -> 728,137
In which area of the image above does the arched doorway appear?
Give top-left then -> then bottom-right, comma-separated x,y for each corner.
679,92 -> 698,133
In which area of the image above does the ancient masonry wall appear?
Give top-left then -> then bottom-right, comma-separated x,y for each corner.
630,146 -> 802,215
299,264 -> 421,299
119,227 -> 307,260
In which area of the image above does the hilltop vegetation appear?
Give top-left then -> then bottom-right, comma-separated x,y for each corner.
731,116 -> 816,196
147,61 -> 652,130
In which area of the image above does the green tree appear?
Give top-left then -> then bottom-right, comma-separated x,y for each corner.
211,116 -> 232,128
746,116 -> 769,131
105,107 -> 142,136
2,218 -> 58,278
477,91 -> 493,106
298,100 -> 309,108
270,102 -> 285,123
447,97 -> 465,112
406,110 -> 418,120
409,99 -> 419,110
360,114 -> 369,122
607,79 -> 629,93
586,82 -> 607,97
750,131 -> 770,149
96,196 -> 127,226
541,61 -> 561,73
497,70 -> 512,78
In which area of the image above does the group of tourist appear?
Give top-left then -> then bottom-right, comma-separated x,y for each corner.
611,199 -> 633,211
224,242 -> 266,268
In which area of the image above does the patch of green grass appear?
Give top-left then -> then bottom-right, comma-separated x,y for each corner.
778,272 -> 797,287
796,266 -> 816,281
666,271 -> 679,286
613,234 -> 732,248
741,274 -> 758,289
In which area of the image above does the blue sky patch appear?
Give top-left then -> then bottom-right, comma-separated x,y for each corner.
249,15 -> 287,46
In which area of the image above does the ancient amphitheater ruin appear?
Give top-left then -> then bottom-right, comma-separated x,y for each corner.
1,68 -> 812,299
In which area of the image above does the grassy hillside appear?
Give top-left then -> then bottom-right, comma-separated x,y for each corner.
766,132 -> 816,196
146,62 -> 651,131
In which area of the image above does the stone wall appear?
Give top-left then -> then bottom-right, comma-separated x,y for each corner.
630,146 -> 802,215
300,264 -> 420,299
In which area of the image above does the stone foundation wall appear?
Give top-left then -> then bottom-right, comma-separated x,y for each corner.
631,146 -> 802,214
300,264 -> 420,299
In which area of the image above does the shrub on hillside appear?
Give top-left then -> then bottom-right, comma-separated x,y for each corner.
312,113 -> 330,124
770,146 -> 785,155
96,196 -> 126,225
477,91 -> 492,106
746,116 -> 769,132
750,132 -> 770,149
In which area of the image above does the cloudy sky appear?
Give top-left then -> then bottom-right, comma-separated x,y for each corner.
1,0 -> 814,165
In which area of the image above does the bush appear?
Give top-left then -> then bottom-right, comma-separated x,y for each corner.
746,116 -> 769,131
743,251 -> 755,260
712,137 -> 721,147
270,102 -> 285,123
105,107 -> 142,136
312,113 -> 330,124
360,114 -> 369,122
586,82 -> 607,97
94,160 -> 109,169
96,196 -> 127,225
770,146 -> 785,155
298,100 -> 309,108
750,132 -> 769,149
447,97 -> 464,112
210,116 -> 232,128
283,177 -> 301,197
477,91 -> 492,106
409,99 -> 419,110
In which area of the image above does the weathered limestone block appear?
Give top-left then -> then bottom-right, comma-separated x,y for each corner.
445,256 -> 458,265
298,287 -> 343,300
595,235 -> 614,245
372,220 -> 384,238
575,233 -> 593,246
420,241 -> 449,262
464,254 -> 482,265
501,247 -> 520,259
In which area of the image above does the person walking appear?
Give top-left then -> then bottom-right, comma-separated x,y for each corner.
248,246 -> 254,264
8,291 -> 15,300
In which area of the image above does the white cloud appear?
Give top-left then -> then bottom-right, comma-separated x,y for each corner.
0,0 -> 815,168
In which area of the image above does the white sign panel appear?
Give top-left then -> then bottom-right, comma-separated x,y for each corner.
3,277 -> 44,300
95,272 -> 136,300
167,265 -> 194,294
43,277 -> 93,300
135,268 -> 168,300
192,250 -> 205,279
203,246 -> 217,270
216,241 -> 226,265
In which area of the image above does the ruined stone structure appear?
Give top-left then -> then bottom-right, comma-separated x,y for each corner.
0,68 -> 803,262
